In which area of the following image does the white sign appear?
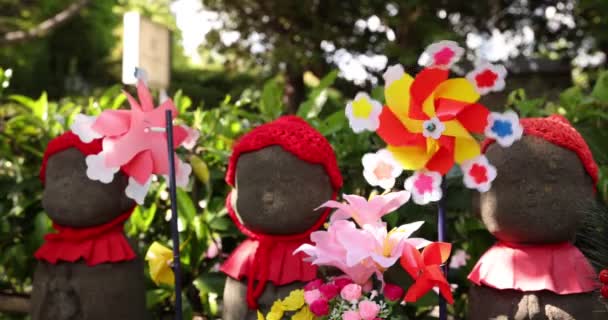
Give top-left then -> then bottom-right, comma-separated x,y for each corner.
122,12 -> 171,89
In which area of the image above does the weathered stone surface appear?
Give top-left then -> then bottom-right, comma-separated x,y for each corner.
233,145 -> 334,235
478,136 -> 594,244
32,148 -> 145,320
223,277 -> 304,320
42,148 -> 135,228
469,285 -> 600,320
31,258 -> 147,320
470,136 -> 601,319
223,146 -> 334,319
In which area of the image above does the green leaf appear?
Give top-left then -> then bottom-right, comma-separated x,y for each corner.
177,189 -> 196,227
193,273 -> 226,295
559,86 -> 584,110
174,89 -> 193,113
297,70 -> 338,119
317,110 -> 346,135
146,288 -> 172,308
260,79 -> 284,119
592,71 -> 608,103
208,216 -> 231,231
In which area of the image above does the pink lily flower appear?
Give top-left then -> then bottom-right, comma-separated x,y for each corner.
320,191 -> 411,227
295,219 -> 429,284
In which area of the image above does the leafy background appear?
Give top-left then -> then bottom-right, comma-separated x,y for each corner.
1,0 -> 608,319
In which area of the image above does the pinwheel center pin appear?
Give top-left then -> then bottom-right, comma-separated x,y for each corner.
422,117 -> 445,140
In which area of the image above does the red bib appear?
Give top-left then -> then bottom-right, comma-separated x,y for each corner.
468,241 -> 597,294
34,209 -> 136,266
220,192 -> 335,309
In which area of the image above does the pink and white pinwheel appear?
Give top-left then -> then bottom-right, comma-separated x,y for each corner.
91,81 -> 190,185
320,191 -> 411,227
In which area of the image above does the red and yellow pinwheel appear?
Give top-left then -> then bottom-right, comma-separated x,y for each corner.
377,66 -> 490,175
400,242 -> 453,304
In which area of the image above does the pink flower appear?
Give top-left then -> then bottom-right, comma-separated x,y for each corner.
383,283 -> 404,301
304,289 -> 322,305
362,149 -> 403,190
310,299 -> 330,316
358,300 -> 380,320
333,277 -> 353,290
343,311 -> 362,320
319,283 -> 339,300
419,40 -> 464,69
304,279 -> 324,291
404,171 -> 442,205
294,220 -> 377,284
362,280 -> 373,293
295,219 -> 429,285
320,191 -> 411,227
341,283 -> 362,302
449,249 -> 470,269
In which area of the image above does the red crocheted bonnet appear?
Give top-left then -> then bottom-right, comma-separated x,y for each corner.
226,115 -> 343,190
482,114 -> 598,185
40,131 -> 104,184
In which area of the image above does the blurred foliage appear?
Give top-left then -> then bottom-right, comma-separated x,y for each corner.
0,0 -> 120,98
2,64 -> 608,319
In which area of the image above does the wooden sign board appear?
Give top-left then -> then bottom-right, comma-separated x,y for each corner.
122,11 -> 171,89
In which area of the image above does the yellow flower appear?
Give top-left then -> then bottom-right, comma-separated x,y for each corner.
145,242 -> 174,286
292,306 -> 315,320
257,310 -> 265,320
281,289 -> 305,311
266,300 -> 284,320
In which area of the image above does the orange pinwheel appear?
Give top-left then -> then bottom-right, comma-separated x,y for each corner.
377,66 -> 490,175
400,242 -> 454,304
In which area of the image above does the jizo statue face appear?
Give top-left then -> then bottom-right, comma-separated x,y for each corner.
477,136 -> 595,244
232,145 -> 334,235
42,148 -> 135,227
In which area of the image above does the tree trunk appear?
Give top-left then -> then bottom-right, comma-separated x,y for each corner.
0,293 -> 30,314
284,70 -> 305,114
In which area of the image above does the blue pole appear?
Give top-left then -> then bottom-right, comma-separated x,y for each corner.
165,109 -> 182,320
437,180 -> 447,320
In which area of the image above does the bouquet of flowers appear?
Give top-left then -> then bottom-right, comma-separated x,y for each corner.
257,191 -> 453,319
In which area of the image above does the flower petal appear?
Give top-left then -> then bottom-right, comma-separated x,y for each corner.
71,114 -> 103,143
125,176 -> 152,205
85,152 -> 119,183
91,110 -> 131,137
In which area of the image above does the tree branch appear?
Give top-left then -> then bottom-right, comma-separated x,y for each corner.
0,293 -> 30,314
0,0 -> 89,46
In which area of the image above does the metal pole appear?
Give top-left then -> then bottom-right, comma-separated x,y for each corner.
437,179 -> 448,320
165,109 -> 182,320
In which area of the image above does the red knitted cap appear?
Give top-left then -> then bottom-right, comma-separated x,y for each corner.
482,115 -> 598,185
39,131 -> 103,184
226,115 -> 343,190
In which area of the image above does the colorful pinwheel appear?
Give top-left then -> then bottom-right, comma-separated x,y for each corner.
377,66 -> 489,175
345,41 -> 522,204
